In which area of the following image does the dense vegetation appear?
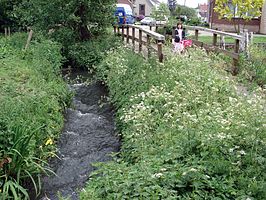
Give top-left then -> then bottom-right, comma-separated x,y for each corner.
0,0 -> 116,198
239,45 -> 266,86
1,0 -> 265,199
15,0 -> 115,45
0,34 -> 71,198
80,47 -> 265,199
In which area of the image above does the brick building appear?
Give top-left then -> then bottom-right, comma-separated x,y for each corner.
261,2 -> 266,34
208,0 -> 266,33
198,3 -> 208,19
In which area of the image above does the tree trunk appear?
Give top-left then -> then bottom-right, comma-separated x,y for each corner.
260,1 -> 266,34
75,4 -> 91,41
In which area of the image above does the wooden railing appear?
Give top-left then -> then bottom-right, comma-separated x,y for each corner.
114,25 -> 165,62
183,26 -> 244,65
150,24 -> 246,70
114,24 -> 249,74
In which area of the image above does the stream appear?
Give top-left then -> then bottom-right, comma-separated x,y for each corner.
39,69 -> 120,200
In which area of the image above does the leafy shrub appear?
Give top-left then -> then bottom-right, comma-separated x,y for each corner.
187,17 -> 202,26
80,47 -> 265,199
239,45 -> 266,87
156,26 -> 173,36
67,34 -> 120,70
0,33 -> 71,199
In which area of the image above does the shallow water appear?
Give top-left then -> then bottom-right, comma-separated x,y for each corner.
38,70 -> 120,200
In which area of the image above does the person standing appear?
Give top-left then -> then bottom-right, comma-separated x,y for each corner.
173,22 -> 186,53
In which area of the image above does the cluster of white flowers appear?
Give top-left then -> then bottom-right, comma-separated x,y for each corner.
106,47 -> 266,175
151,172 -> 163,178
182,168 -> 198,176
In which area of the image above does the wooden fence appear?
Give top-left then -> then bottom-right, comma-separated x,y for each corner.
184,26 -> 244,69
114,24 -> 252,74
114,25 -> 165,62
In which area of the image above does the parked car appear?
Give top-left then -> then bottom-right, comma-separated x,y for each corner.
156,20 -> 167,25
136,15 -> 145,21
115,3 -> 135,25
140,17 -> 156,26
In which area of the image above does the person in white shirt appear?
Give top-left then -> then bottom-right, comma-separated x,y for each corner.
173,22 -> 186,53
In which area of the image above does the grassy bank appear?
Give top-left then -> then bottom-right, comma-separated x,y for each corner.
81,47 -> 265,199
0,33 -> 71,199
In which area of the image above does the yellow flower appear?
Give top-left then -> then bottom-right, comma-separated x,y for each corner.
45,138 -> 53,146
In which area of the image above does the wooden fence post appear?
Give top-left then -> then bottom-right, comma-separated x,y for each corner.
122,25 -> 125,41
25,30 -> 33,49
233,39 -> 240,75
147,34 -> 151,58
149,25 -> 152,31
157,40 -> 163,62
213,33 -> 217,46
132,27 -> 135,50
114,26 -> 117,35
249,32 -> 254,44
8,27 -> 11,37
220,29 -> 225,49
126,26 -> 130,44
155,25 -> 158,32
195,29 -> 199,41
139,29 -> 142,53
4,28 -> 7,37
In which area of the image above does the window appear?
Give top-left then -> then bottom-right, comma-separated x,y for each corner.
139,4 -> 145,16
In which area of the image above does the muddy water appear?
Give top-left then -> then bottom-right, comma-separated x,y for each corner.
39,70 -> 120,200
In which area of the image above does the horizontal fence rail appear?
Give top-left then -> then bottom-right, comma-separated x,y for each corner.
114,24 -> 249,74
149,24 -> 246,73
114,25 -> 165,62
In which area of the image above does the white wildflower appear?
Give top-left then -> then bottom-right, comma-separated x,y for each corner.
239,150 -> 246,155
189,168 -> 197,172
152,173 -> 163,178
229,148 -> 234,153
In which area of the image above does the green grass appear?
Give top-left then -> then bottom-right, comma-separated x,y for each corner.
0,33 -> 71,199
80,46 -> 265,199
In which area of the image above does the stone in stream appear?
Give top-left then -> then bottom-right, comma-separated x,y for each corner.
38,81 -> 120,200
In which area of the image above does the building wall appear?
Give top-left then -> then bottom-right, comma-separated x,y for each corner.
261,1 -> 266,34
134,0 -> 153,16
208,0 -> 261,33
117,0 -> 133,8
212,24 -> 260,33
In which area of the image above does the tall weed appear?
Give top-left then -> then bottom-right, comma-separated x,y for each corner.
239,45 -> 266,87
0,34 -> 71,199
